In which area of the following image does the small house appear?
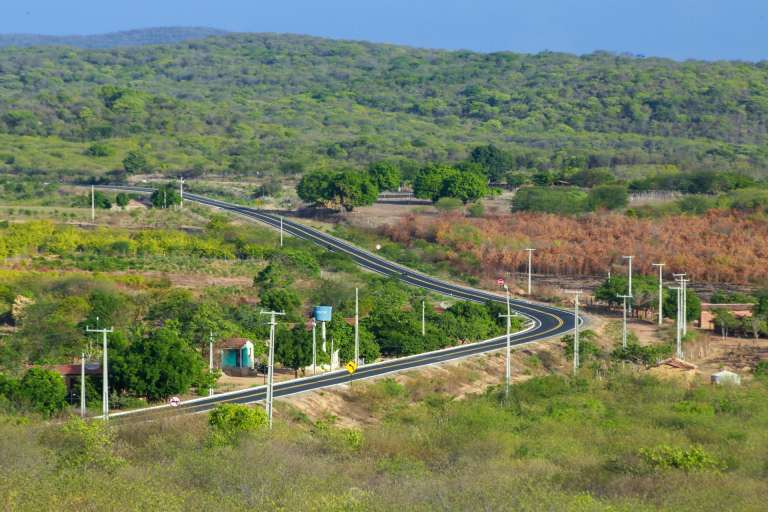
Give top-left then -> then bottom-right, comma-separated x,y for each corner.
49,363 -> 101,401
711,369 -> 741,386
219,338 -> 255,376
699,303 -> 753,330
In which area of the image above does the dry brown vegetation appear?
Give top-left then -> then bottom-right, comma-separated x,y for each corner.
383,211 -> 768,285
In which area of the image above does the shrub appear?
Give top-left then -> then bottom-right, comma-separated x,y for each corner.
434,197 -> 463,212
17,368 -> 67,417
208,403 -> 267,446
512,187 -> 588,214
45,417 -> 124,472
639,445 -> 724,472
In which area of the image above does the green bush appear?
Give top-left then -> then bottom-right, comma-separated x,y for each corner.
45,417 -> 124,471
17,368 -> 67,417
512,186 -> 588,214
208,403 -> 267,446
639,445 -> 724,472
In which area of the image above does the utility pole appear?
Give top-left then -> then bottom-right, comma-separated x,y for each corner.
617,294 -> 632,348
354,287 -> 359,366
652,263 -> 665,325
279,216 -> 284,248
622,255 -> 633,314
311,318 -> 317,375
670,286 -> 683,358
208,331 -> 214,397
421,299 -> 426,336
80,352 -> 86,418
498,285 -> 514,400
178,176 -> 185,209
86,325 -> 113,420
672,273 -> 691,336
260,310 -> 285,429
566,290 -> 582,375
90,184 -> 95,222
525,248 -> 535,295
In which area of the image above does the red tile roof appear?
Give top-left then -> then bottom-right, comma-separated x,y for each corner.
219,338 -> 252,349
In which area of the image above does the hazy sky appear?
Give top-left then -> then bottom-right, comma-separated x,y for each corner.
2,0 -> 767,61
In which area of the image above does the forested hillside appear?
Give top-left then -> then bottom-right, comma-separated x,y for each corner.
1,32 -> 768,178
0,27 -> 228,49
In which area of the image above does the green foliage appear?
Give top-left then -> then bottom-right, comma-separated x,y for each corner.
367,161 -> 401,191
611,343 -> 673,365
46,417 -> 124,472
639,445 -> 724,472
469,144 -> 513,182
207,403 -> 267,446
587,184 -> 629,210
85,142 -> 114,157
150,183 -> 181,208
275,325 -> 313,375
122,150 -> 150,174
434,197 -> 463,212
512,186 -> 588,214
561,330 -> 602,360
17,367 -> 67,417
260,288 -> 301,317
297,169 -> 379,211
121,322 -> 207,400
413,164 -> 489,203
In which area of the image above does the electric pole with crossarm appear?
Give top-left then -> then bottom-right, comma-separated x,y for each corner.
260,309 -> 285,429
85,325 -> 113,420
565,290 -> 583,375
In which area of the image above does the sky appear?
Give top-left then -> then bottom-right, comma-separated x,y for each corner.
2,0 -> 767,61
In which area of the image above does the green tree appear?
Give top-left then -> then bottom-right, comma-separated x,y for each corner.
150,183 -> 181,208
470,144 -> 512,182
126,322 -> 207,401
335,171 -> 379,211
18,367 -> 68,417
368,161 -> 401,191
122,150 -> 150,174
275,325 -> 313,377
413,164 -> 456,201
260,288 -> 301,318
296,170 -> 335,207
512,187 -> 588,214
587,184 -> 629,210
115,192 -> 129,208
440,171 -> 489,203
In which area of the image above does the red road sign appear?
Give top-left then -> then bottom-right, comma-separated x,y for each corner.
169,396 -> 181,407
496,278 -> 505,286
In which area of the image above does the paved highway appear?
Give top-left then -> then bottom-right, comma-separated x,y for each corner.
97,185 -> 577,420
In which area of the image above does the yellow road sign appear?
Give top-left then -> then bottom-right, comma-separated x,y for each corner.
345,361 -> 357,374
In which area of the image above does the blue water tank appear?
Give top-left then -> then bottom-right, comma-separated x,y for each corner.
313,306 -> 333,322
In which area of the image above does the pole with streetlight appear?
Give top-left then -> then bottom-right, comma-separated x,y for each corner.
652,263 -> 665,325
498,284 -> 514,400
354,287 -> 359,366
565,290 -> 582,375
617,294 -> 632,348
260,309 -> 285,429
86,325 -> 113,420
525,248 -> 535,295
208,331 -> 215,397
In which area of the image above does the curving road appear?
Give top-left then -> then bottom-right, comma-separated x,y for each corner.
96,185 -> 577,420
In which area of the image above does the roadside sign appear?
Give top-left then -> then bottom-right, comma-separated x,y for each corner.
496,278 -> 505,286
169,396 -> 181,407
345,361 -> 357,374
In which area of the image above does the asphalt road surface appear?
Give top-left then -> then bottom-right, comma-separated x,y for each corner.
96,185 -> 577,421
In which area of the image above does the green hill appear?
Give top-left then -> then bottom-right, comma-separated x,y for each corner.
1,32 -> 767,178
0,27 -> 228,49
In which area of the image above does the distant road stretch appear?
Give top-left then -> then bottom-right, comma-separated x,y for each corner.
94,185 -> 577,420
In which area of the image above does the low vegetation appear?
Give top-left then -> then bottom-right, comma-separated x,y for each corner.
1,372 -> 766,510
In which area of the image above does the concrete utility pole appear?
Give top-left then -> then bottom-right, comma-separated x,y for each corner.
525,248 -> 535,295
617,294 -> 632,348
279,216 -> 284,248
421,300 -> 426,336
652,263 -> 665,325
670,286 -> 683,358
178,176 -> 185,209
622,255 -> 633,314
260,310 -> 285,429
566,290 -> 583,375
498,285 -> 514,400
311,318 -> 317,375
90,184 -> 95,222
354,287 -> 359,366
674,274 -> 689,336
208,331 -> 215,397
86,326 -> 113,421
80,352 -> 86,418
